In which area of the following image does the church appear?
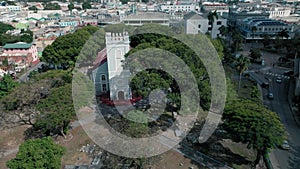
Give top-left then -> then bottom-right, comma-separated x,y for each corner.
90,32 -> 132,101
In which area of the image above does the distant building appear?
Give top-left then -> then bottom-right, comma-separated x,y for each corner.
228,7 -> 270,27
237,17 -> 295,40
160,2 -> 199,13
0,42 -> 38,70
184,11 -> 227,38
59,21 -> 79,27
121,12 -> 170,26
6,5 -> 21,12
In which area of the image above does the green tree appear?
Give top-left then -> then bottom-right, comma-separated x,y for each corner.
28,5 -> 38,11
124,110 -> 149,137
0,74 -> 18,99
34,84 -> 74,138
222,99 -> 285,167
207,10 -> 218,38
44,3 -> 61,10
249,48 -> 262,62
7,137 -> 65,169
218,25 -> 228,38
235,55 -> 250,94
0,22 -> 14,34
68,2 -> 74,14
82,1 -> 91,10
251,26 -> 257,48
278,29 -> 289,39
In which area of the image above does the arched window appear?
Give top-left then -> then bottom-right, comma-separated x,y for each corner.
101,75 -> 106,81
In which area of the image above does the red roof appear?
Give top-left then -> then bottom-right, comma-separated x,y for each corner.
92,48 -> 107,70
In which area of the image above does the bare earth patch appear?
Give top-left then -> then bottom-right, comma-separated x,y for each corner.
0,125 -> 31,169
59,125 -> 93,167
152,149 -> 207,169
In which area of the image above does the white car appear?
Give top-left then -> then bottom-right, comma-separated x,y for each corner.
276,77 -> 283,83
281,140 -> 291,150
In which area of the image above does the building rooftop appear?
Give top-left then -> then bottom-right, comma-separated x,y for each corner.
3,42 -> 33,49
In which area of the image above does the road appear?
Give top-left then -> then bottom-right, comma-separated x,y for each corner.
252,66 -> 300,169
17,62 -> 45,82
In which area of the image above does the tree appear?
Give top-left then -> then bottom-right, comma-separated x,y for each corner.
207,10 -> 218,38
262,34 -> 271,48
251,26 -> 257,48
0,22 -> 14,34
278,29 -> 289,40
44,3 -> 61,10
33,84 -> 74,138
68,2 -> 74,14
218,25 -> 228,38
235,55 -> 250,94
82,1 -> 91,10
28,5 -> 38,11
7,137 -> 65,169
222,99 -> 285,167
0,74 -> 18,99
249,48 -> 262,63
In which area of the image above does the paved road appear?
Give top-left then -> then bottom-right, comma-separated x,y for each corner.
17,62 -> 45,82
253,66 -> 300,169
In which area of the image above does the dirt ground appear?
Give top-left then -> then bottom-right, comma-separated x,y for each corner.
0,125 -> 31,169
152,150 -> 206,169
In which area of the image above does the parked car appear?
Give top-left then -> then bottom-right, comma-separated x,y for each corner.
281,140 -> 291,150
284,70 -> 294,76
268,93 -> 274,99
276,77 -> 283,83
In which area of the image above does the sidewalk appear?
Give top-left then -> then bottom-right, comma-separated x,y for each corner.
287,79 -> 300,127
269,151 -> 280,169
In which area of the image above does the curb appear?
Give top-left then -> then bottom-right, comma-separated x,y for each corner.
287,79 -> 300,127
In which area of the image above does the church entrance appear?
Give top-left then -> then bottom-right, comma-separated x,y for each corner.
118,91 -> 125,100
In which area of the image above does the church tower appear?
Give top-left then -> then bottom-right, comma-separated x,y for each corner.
105,32 -> 131,101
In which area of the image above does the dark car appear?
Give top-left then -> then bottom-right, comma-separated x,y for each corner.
284,70 -> 294,76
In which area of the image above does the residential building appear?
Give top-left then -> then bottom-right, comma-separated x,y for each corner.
59,21 -> 79,27
160,2 -> 199,13
6,5 -> 21,12
184,11 -> 227,38
0,42 -> 38,70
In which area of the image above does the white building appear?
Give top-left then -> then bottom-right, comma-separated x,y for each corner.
160,2 -> 199,13
184,11 -> 227,38
237,17 -> 295,40
121,12 -> 170,26
6,5 -> 21,12
91,32 -> 131,100
266,6 -> 292,18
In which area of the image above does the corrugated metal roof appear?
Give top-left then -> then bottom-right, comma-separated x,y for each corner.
3,42 -> 33,49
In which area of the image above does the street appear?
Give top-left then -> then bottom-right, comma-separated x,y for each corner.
243,42 -> 300,169
17,62 -> 45,82
250,65 -> 300,169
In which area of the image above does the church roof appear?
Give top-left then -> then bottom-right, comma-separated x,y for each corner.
92,48 -> 107,70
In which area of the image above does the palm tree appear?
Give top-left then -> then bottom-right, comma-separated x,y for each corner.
218,25 -> 228,38
235,55 -> 250,94
251,26 -> 257,48
232,29 -> 243,55
207,10 -> 218,38
278,29 -> 289,40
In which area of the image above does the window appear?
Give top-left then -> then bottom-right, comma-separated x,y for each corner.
198,24 -> 201,28
101,75 -> 106,81
208,27 -> 212,31
217,21 -> 222,25
102,84 -> 107,92
208,21 -> 212,25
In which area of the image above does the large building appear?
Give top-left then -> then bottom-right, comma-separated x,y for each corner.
90,32 -> 131,101
184,11 -> 227,38
121,12 -> 170,26
237,17 -> 295,40
0,42 -> 38,70
228,7 -> 270,26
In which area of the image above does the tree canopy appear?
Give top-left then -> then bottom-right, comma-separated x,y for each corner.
7,137 -> 65,169
222,99 -> 285,166
41,25 -> 100,67
0,74 -> 18,99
